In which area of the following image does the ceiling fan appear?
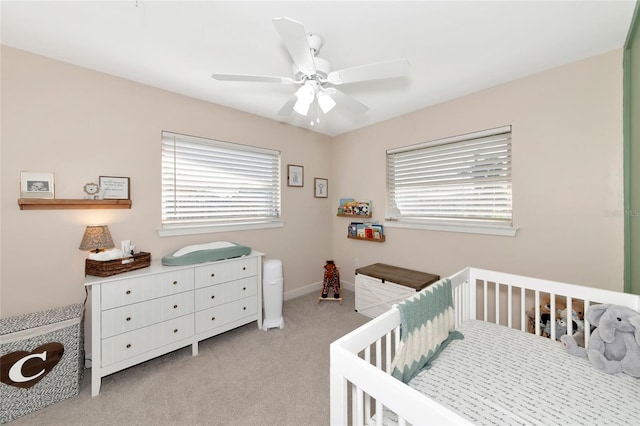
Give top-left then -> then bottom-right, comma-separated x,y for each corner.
211,17 -> 410,124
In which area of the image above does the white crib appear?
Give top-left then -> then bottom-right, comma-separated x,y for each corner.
330,267 -> 640,426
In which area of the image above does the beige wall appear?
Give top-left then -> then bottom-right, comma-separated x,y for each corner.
332,49 -> 625,292
1,46 -> 333,320
0,46 -> 626,327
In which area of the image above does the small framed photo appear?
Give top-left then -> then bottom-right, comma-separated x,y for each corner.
99,176 -> 130,199
314,178 -> 328,198
287,164 -> 304,187
20,171 -> 55,199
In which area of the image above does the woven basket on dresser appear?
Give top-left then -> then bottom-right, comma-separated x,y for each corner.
85,252 -> 151,277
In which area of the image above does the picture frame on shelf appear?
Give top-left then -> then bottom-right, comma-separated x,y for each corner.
99,176 -> 130,199
314,178 -> 328,198
20,171 -> 54,199
287,164 -> 304,187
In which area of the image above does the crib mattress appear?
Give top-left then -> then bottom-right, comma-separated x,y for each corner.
394,320 -> 640,425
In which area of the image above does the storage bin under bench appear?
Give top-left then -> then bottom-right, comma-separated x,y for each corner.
355,263 -> 440,318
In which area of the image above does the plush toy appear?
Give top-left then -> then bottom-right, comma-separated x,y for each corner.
544,314 -> 585,347
528,295 -> 584,340
321,260 -> 341,299
561,304 -> 640,378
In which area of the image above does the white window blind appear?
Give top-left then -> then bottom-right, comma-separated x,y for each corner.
386,126 -> 512,230
161,131 -> 281,232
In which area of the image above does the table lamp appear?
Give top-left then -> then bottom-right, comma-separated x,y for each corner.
79,225 -> 115,255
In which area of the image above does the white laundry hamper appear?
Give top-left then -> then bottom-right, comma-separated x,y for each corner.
262,259 -> 284,330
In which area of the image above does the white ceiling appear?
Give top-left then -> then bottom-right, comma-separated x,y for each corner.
1,1 -> 636,136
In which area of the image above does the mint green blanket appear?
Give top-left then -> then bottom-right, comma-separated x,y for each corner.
391,279 -> 464,383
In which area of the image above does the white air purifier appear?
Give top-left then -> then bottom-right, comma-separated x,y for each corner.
263,259 -> 284,330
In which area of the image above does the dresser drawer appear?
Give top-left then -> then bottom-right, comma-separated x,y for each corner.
194,257 -> 257,289
194,277 -> 257,311
101,314 -> 194,367
194,296 -> 258,334
101,269 -> 194,310
101,292 -> 194,339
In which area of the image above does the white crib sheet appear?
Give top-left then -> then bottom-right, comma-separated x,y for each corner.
392,320 -> 640,425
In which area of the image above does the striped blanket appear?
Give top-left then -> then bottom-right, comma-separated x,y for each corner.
391,279 -> 463,383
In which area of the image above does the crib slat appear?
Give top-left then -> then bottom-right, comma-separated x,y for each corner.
584,300 -> 591,346
395,325 -> 400,350
534,291 -> 541,335
507,284 -> 513,328
375,401 -> 383,426
385,332 -> 391,373
483,280 -> 488,321
566,296 -> 573,336
495,282 -> 500,325
550,293 -> 556,341
364,346 -> 371,422
520,287 -> 526,332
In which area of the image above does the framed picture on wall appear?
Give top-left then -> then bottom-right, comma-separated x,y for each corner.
99,176 -> 130,199
314,178 -> 328,198
287,164 -> 304,187
20,171 -> 55,199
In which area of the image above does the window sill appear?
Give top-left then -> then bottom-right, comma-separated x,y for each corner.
383,220 -> 518,237
157,220 -> 284,237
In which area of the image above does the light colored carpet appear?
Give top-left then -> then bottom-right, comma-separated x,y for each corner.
10,290 -> 369,426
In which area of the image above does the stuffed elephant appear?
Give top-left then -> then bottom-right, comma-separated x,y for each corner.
560,304 -> 640,378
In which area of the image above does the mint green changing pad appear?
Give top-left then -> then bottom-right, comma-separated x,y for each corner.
161,242 -> 251,266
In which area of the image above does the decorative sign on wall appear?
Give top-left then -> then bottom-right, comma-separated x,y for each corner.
0,342 -> 64,388
99,176 -> 130,199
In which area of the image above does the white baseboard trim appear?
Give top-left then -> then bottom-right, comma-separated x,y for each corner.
283,280 -> 354,301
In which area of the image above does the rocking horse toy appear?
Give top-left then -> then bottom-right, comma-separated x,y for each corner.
319,260 -> 342,304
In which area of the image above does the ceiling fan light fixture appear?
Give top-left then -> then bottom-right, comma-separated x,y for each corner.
293,84 -> 314,116
317,90 -> 336,114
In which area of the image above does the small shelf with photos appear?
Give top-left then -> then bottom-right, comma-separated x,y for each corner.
347,220 -> 385,242
337,199 -> 372,218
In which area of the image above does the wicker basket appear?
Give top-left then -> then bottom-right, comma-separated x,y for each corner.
85,252 -> 151,277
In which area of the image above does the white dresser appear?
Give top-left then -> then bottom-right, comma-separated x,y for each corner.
85,251 -> 263,396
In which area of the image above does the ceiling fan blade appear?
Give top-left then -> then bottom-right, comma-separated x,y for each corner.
326,58 -> 410,85
325,88 -> 369,114
272,17 -> 316,77
211,73 -> 296,84
276,95 -> 298,116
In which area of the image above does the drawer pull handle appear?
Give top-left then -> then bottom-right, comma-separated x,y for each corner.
242,267 -> 246,271
243,307 -> 247,310
126,344 -> 132,349
173,281 -> 178,285
211,295 -> 215,299
210,273 -> 215,277
125,290 -> 131,295
126,316 -> 131,321
243,287 -> 246,291
173,329 -> 178,333
173,304 -> 178,309
211,316 -> 216,321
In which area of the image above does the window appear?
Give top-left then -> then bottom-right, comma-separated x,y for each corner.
386,126 -> 515,236
160,131 -> 282,236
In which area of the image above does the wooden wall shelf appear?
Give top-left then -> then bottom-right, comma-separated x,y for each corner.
18,198 -> 132,210
347,235 -> 386,243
